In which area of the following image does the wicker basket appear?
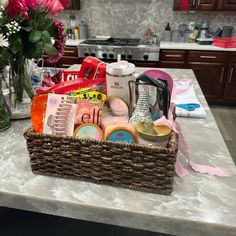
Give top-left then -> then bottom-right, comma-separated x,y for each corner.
24,128 -> 178,195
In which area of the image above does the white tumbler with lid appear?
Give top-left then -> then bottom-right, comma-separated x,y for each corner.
106,61 -> 135,105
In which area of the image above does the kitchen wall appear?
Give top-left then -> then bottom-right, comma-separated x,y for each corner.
58,0 -> 236,40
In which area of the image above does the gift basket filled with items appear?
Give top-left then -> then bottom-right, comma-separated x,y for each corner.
24,57 -> 178,195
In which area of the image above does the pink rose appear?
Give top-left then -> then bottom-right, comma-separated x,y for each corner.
35,0 -> 64,15
35,0 -> 47,7
46,0 -> 64,15
6,0 -> 29,19
25,0 -> 36,8
59,0 -> 67,8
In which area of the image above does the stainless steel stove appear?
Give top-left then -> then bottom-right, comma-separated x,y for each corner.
77,38 -> 160,61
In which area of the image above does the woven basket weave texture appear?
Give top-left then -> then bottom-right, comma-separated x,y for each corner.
24,128 -> 178,195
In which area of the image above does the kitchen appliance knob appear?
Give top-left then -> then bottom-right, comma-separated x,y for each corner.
90,52 -> 96,57
109,53 -> 114,59
84,51 -> 90,57
102,52 -> 108,58
127,54 -> 133,60
143,54 -> 149,60
121,54 -> 126,59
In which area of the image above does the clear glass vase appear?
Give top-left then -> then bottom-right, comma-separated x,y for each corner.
0,70 -> 11,131
8,58 -> 35,120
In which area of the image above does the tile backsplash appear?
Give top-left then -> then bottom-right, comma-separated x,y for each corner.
58,0 -> 236,40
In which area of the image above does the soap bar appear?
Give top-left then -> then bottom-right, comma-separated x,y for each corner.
104,123 -> 137,144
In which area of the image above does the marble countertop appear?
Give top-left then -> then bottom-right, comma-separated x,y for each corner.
160,41 -> 236,52
66,39 -> 84,46
66,39 -> 236,52
1,68 -> 236,236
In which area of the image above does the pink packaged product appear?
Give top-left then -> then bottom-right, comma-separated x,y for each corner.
43,94 -> 77,136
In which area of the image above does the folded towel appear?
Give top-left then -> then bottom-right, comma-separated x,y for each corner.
171,80 -> 206,118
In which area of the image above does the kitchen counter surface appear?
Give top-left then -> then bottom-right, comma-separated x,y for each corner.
160,41 -> 236,52
66,39 -> 84,46
1,68 -> 236,236
66,39 -> 236,52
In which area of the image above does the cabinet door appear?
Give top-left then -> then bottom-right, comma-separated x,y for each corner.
65,0 -> 80,10
58,57 -> 80,68
160,50 -> 186,68
173,0 -> 218,10
217,0 -> 236,10
224,64 -> 236,102
173,0 -> 196,10
195,0 -> 217,10
188,62 -> 225,101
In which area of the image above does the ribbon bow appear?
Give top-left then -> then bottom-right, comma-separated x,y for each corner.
154,103 -> 230,177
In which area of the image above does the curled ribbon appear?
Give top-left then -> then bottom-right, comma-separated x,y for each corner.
154,103 -> 230,177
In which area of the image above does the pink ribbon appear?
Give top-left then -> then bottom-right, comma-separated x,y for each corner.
154,103 -> 231,177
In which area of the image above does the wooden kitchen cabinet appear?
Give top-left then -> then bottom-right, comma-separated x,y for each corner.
173,0 -> 196,10
159,49 -> 236,104
188,62 -> 225,101
57,46 -> 79,68
173,0 -> 217,10
217,0 -> 236,10
223,53 -> 236,102
195,0 -> 218,10
187,50 -> 227,102
160,50 -> 186,68
65,0 -> 80,10
173,0 -> 236,10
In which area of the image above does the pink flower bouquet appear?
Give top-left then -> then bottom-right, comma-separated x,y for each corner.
0,0 -> 66,101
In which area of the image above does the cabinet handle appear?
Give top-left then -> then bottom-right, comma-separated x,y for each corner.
220,68 -> 225,83
193,0 -> 196,6
62,64 -> 72,67
229,68 -> 234,84
165,55 -> 182,58
200,56 -> 217,59
64,50 -> 75,54
197,0 -> 201,6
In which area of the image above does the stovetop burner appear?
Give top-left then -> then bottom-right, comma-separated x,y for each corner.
78,37 -> 160,62
82,38 -> 141,46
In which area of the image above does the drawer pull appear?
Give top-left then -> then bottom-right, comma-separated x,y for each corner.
64,50 -> 76,54
229,68 -> 234,84
62,64 -> 72,67
220,68 -> 225,83
165,55 -> 182,58
200,56 -> 217,59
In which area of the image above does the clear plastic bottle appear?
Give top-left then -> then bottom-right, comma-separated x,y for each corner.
74,26 -> 80,39
79,20 -> 88,39
163,23 -> 172,42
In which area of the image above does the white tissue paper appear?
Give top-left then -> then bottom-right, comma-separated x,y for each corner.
171,80 -> 206,118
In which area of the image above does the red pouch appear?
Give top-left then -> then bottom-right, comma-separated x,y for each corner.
78,57 -> 107,80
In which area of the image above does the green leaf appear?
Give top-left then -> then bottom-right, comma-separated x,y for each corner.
44,44 -> 57,56
47,24 -> 57,37
38,19 -> 52,31
33,42 -> 44,59
29,30 -> 42,43
41,31 -> 52,44
10,38 -> 22,55
23,42 -> 43,59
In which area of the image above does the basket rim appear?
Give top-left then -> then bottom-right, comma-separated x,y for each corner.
24,128 -> 178,153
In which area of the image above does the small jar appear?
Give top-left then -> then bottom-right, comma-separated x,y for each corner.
136,122 -> 171,148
